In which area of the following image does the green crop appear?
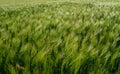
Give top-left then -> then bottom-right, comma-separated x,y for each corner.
0,1 -> 120,74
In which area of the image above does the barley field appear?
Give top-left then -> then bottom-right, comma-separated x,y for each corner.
0,0 -> 120,74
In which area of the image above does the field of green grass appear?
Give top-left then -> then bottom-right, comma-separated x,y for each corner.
0,0 -> 120,74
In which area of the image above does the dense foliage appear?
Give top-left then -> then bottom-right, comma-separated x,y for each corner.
0,2 -> 120,74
